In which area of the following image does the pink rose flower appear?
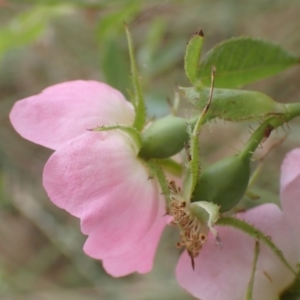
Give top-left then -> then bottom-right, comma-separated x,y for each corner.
9,80 -> 167,277
176,148 -> 300,300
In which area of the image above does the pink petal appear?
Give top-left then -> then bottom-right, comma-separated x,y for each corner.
102,203 -> 167,277
9,81 -> 134,150
176,204 -> 298,300
280,148 -> 300,249
280,148 -> 300,191
43,131 -> 160,258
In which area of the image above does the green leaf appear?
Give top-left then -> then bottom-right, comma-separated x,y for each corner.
125,25 -> 146,131
146,39 -> 184,78
138,18 -> 183,79
138,17 -> 167,71
184,29 -> 204,86
181,86 -> 286,122
198,37 -> 299,88
101,38 -> 131,95
96,1 -> 139,41
0,4 -> 74,60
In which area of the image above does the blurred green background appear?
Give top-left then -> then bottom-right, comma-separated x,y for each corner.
1,0 -> 300,299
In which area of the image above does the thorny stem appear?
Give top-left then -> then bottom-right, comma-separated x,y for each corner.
240,102 -> 300,160
187,66 -> 216,200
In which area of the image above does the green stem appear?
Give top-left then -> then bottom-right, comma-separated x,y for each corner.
285,102 -> 300,120
244,241 -> 260,300
240,102 -> 300,160
217,217 -> 297,276
146,160 -> 171,205
187,68 -> 215,199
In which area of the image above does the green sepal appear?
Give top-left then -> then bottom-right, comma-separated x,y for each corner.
217,217 -> 297,276
152,158 -> 183,177
91,124 -> 142,151
184,29 -> 204,86
181,86 -> 286,123
146,160 -> 171,205
197,37 -> 299,88
189,201 -> 220,236
244,241 -> 260,300
245,191 -> 261,201
125,25 -> 146,131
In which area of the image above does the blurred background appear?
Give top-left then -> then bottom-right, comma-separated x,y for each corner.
1,0 -> 300,299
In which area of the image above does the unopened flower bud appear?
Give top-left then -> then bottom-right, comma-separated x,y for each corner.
139,116 -> 189,159
191,155 -> 250,212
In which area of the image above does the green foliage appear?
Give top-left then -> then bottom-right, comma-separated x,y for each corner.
0,4 -> 74,61
139,18 -> 184,79
191,107 -> 300,213
184,29 -> 204,86
2,1 -> 300,299
96,1 -> 139,42
96,1 -> 140,94
9,0 -> 133,6
197,37 -> 299,88
125,25 -> 146,131
101,38 -> 131,94
181,86 -> 286,122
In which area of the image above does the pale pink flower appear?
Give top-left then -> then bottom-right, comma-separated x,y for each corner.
176,148 -> 300,300
10,80 -> 167,276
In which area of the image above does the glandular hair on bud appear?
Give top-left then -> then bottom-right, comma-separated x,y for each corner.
191,155 -> 251,212
138,115 -> 189,159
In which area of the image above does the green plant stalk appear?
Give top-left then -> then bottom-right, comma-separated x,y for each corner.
217,217 -> 297,276
244,241 -> 260,300
187,67 -> 215,200
146,160 -> 171,205
240,102 -> 300,160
